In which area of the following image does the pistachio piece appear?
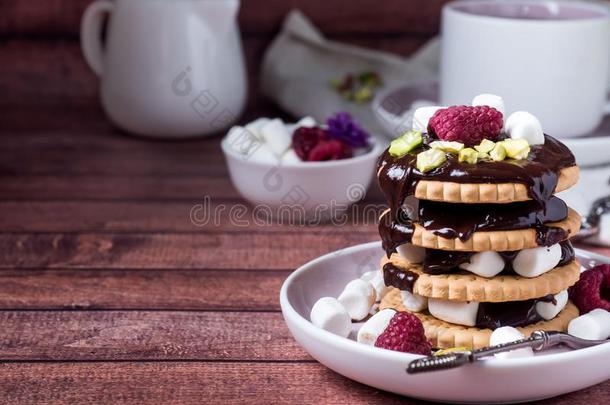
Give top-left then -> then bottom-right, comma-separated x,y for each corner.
458,148 -> 478,164
490,143 -> 507,161
477,151 -> 491,161
429,141 -> 465,154
501,139 -> 530,160
388,130 -> 423,158
416,148 -> 446,172
474,139 -> 495,154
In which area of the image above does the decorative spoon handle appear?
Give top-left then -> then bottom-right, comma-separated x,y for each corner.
407,331 -> 608,374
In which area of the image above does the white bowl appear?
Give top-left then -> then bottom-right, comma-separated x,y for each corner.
280,241 -> 610,403
221,136 -> 386,221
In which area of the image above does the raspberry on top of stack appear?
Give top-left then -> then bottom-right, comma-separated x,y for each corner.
376,94 -> 582,349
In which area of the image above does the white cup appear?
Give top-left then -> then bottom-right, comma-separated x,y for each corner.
81,0 -> 247,138
440,0 -> 610,138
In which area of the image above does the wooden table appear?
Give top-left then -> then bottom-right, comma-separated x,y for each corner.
0,103 -> 608,404
1,0 -> 609,402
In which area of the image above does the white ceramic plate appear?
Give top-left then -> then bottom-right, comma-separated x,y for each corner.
371,82 -> 610,167
280,242 -> 610,403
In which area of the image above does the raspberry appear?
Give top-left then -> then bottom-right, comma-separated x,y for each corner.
569,264 -> 610,313
292,126 -> 329,160
308,139 -> 353,161
374,311 -> 432,355
428,105 -> 503,146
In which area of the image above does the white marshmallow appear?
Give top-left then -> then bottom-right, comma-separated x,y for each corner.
568,309 -> 610,340
459,251 -> 505,278
400,290 -> 428,312
260,118 -> 292,156
310,297 -> 351,338
472,94 -> 505,117
244,117 -> 270,139
512,244 -> 562,278
428,298 -> 479,327
535,290 -> 568,321
505,111 -> 545,145
338,279 -> 376,321
397,243 -> 426,264
412,106 -> 443,132
248,143 -> 280,164
295,116 -> 316,128
489,326 -> 534,359
281,148 -> 302,164
360,271 -> 389,302
357,308 -> 396,345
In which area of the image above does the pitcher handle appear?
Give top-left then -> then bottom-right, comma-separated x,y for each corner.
80,0 -> 115,76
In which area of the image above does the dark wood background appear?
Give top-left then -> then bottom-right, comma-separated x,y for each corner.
0,0 -> 608,403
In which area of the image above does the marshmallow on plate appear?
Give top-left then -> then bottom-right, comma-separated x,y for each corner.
310,297 -> 351,338
360,270 -> 389,302
428,298 -> 479,327
535,290 -> 568,321
338,279 -> 376,321
568,309 -> 610,340
357,308 -> 396,345
489,326 -> 534,359
459,251 -> 505,278
400,290 -> 428,312
412,106 -> 444,133
505,111 -> 545,145
512,244 -> 562,278
472,94 -> 505,117
397,243 -> 426,264
260,118 -> 292,156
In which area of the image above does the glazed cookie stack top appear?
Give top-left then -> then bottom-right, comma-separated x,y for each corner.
375,95 -> 582,349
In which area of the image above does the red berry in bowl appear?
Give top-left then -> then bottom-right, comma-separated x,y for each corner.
569,264 -> 610,313
428,105 -> 503,146
374,311 -> 432,355
292,126 -> 329,160
308,139 -> 353,161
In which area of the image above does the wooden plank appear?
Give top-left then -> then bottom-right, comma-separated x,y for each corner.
0,269 -> 287,311
0,36 -> 427,104
0,175 -> 241,201
0,362 -> 605,404
0,232 -> 379,270
0,311 -> 309,361
0,0 -> 448,37
0,201 -> 383,232
0,143 -> 228,176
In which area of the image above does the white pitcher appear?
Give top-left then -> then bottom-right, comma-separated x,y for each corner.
81,0 -> 247,138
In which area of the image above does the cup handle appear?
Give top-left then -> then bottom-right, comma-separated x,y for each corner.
80,0 -> 114,76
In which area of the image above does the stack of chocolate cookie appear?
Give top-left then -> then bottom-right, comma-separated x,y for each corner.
376,103 -> 582,349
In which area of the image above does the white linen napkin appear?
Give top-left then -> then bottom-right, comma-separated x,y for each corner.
260,10 -> 438,135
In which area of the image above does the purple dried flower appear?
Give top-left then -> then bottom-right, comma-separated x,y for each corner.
326,112 -> 370,148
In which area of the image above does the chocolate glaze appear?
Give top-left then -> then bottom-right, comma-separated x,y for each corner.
378,197 -> 569,257
476,295 -> 555,329
377,134 -> 576,221
418,197 -> 567,241
421,240 -> 575,275
383,263 -> 419,293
